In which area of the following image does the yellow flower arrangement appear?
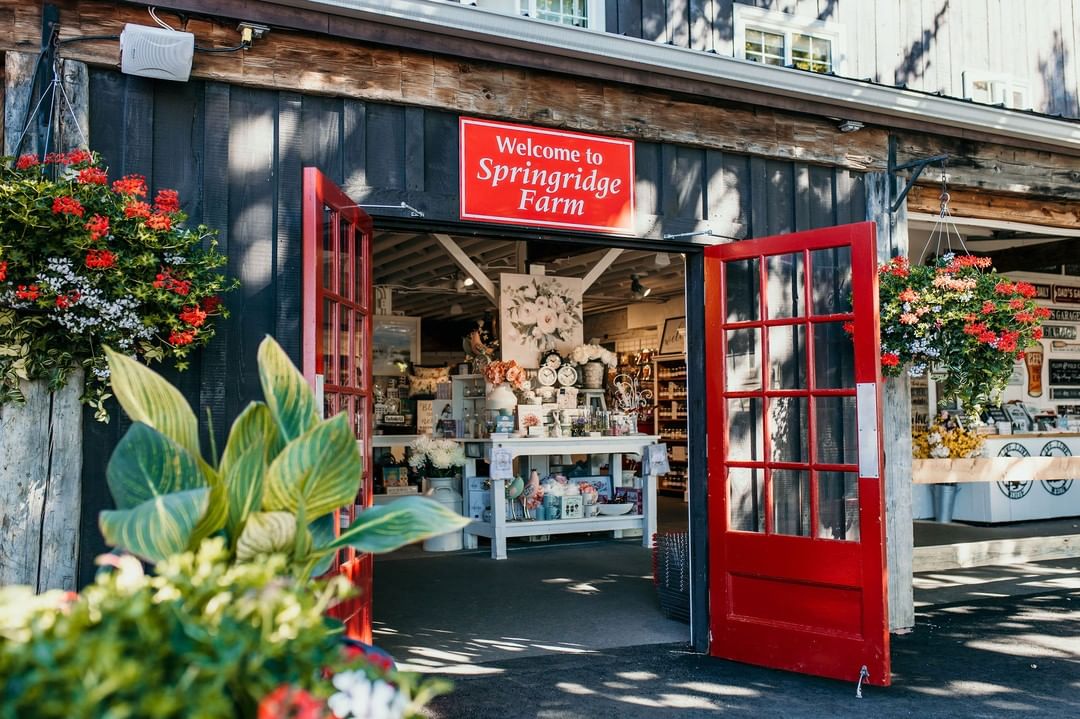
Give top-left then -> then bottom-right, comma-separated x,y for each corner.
912,418 -> 984,460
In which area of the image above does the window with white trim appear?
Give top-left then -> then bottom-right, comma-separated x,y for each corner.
734,6 -> 844,75
962,71 -> 1030,110
518,0 -> 602,29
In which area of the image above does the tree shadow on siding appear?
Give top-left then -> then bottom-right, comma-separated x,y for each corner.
1038,30 -> 1078,119
895,0 -> 950,88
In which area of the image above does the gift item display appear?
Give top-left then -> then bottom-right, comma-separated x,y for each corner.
653,355 -> 689,495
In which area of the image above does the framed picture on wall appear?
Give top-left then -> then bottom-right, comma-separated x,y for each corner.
373,316 -> 420,376
660,316 -> 686,355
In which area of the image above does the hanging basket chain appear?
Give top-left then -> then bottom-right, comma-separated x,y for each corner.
925,157 -> 969,261
12,34 -> 89,162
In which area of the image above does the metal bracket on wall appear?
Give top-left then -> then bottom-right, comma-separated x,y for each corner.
887,135 -> 948,214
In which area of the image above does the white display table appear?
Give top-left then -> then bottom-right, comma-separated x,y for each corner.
951,433 -> 1080,523
460,435 -> 661,560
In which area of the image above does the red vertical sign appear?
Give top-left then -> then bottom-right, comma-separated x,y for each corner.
460,118 -> 635,235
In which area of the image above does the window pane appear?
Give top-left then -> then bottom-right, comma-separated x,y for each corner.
730,467 -> 764,532
772,469 -> 810,537
339,307 -> 352,388
818,472 -> 859,541
815,396 -> 857,465
339,219 -> 353,301
726,328 -> 762,391
766,253 -> 805,319
355,315 -> 366,389
811,246 -> 852,315
323,299 -> 336,385
813,321 -> 855,389
322,206 -> 334,291
770,397 -> 809,463
725,258 -> 760,322
728,398 -> 763,461
769,324 -> 806,389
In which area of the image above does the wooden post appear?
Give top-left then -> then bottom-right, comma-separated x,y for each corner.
0,373 -> 84,591
866,172 -> 915,633
3,51 -> 39,156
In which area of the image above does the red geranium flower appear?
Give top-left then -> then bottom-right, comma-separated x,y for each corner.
86,249 -> 117,269
179,305 -> 207,328
841,321 -> 855,335
881,352 -> 900,367
55,294 -> 72,309
52,196 -> 85,218
125,201 -> 152,219
0,260 -> 7,282
1015,282 -> 1037,298
1033,327 -> 1044,340
169,329 -> 197,346
994,281 -> 1014,295
1035,307 -> 1051,319
201,295 -> 223,313
65,149 -> 92,165
77,167 -> 108,185
257,685 -> 328,719
154,189 -> 180,213
85,214 -> 110,241
44,152 -> 66,164
112,174 -> 148,197
899,312 -> 918,325
977,330 -> 998,344
16,284 -> 41,301
898,288 -> 918,303
15,154 -> 38,170
981,300 -> 995,314
146,213 -> 173,232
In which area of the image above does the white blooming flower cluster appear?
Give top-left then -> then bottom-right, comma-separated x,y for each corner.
569,343 -> 618,368
327,671 -> 406,719
408,435 -> 466,471
163,252 -> 188,265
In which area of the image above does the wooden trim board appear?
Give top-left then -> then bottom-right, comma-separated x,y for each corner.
908,185 -> 1080,230
914,534 -> 1080,572
912,456 -> 1080,484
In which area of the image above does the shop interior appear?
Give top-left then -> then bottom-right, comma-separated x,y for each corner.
368,229 -> 693,670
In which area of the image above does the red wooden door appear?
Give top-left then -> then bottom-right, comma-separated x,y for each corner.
302,167 -> 374,643
704,222 -> 889,686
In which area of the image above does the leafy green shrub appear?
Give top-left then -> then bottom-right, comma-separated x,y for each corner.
0,541 -> 445,719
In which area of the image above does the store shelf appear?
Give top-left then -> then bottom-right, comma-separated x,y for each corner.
654,354 -> 688,495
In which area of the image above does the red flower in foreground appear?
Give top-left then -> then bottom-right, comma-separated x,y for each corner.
169,329 -> 197,346
1033,327 -> 1044,340
0,260 -> 7,282
179,305 -> 207,328
146,213 -> 173,232
154,189 -> 180,213
112,174 -> 147,197
65,149 -> 92,165
981,300 -> 996,314
257,685 -> 328,719
994,281 -> 1014,295
125,201 -> 152,219
15,154 -> 38,170
1015,282 -> 1037,299
86,249 -> 117,269
1035,307 -> 1051,319
85,214 -> 110,241
841,321 -> 855,335
897,288 -> 918,303
201,295 -> 223,313
77,167 -> 108,185
52,196 -> 85,218
55,294 -> 73,309
44,152 -> 66,164
16,284 -> 41,301
881,352 -> 900,367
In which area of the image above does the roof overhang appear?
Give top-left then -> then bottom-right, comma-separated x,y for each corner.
263,0 -> 1080,154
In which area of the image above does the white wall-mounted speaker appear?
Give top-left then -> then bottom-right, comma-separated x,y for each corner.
120,24 -> 194,82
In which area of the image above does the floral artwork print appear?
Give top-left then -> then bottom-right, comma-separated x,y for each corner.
499,273 -> 583,368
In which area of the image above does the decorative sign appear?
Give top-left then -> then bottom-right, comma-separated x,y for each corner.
1029,283 -> 1052,300
1051,388 -> 1080,399
490,447 -> 514,480
1048,359 -> 1080,386
1043,324 -> 1078,340
1052,286 -> 1080,304
1051,340 -> 1080,354
459,118 -> 635,234
996,442 -> 1033,500
1048,308 -> 1080,323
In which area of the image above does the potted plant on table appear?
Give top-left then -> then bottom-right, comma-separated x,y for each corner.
408,436 -> 467,551
912,414 -> 985,523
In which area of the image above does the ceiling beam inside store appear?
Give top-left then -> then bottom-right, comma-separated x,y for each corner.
977,241 -> 1080,272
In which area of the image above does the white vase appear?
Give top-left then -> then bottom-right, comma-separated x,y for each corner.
486,382 -> 518,411
582,361 -> 605,389
423,477 -> 464,551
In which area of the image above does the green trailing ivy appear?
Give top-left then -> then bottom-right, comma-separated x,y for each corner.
99,335 -> 470,581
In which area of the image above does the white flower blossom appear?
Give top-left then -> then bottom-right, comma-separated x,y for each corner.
328,672 -> 406,719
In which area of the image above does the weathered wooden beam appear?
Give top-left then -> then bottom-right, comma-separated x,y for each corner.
867,172 -> 914,635
908,185 -> 1080,229
913,535 -> 1080,572
581,249 -> 623,291
433,232 -> 497,303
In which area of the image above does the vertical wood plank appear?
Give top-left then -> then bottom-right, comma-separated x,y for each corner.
302,94 -> 344,183
641,0 -> 667,43
277,92 -> 304,365
36,371 -> 84,591
866,172 -> 914,634
807,164 -> 835,228
404,106 -> 426,192
877,0 -> 900,86
120,76 -> 155,178
424,109 -> 458,202
690,0 -> 713,52
764,159 -> 794,236
685,250 -> 709,653
342,99 -> 368,189
365,103 -> 405,191
748,156 -> 767,238
619,0 -> 644,37
713,0 -> 734,56
793,163 -> 810,231
674,145 -> 704,220
0,381 -> 51,588
4,51 -> 38,156
604,0 -> 619,32
57,59 -> 88,152
1058,0 -> 1078,117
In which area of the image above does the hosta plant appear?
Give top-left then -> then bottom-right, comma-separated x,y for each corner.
100,335 -> 469,580
874,253 -> 1047,408
0,150 -> 237,419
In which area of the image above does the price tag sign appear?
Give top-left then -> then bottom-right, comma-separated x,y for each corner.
490,447 -> 514,480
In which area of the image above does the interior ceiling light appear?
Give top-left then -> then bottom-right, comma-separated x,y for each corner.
631,274 -> 651,300
654,252 -> 671,268
454,274 -> 476,291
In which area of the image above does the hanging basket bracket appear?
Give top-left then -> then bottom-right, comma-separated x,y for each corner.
887,135 -> 949,214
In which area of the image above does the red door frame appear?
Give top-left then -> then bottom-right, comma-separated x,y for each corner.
704,222 -> 889,685
302,167 -> 375,643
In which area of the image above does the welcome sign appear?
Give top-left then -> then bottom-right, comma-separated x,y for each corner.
459,118 -> 635,235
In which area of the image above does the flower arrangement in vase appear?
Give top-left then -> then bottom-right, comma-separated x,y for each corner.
0,150 -> 237,419
912,415 -> 985,460
568,343 -> 618,368
483,358 -> 528,410
407,435 -> 466,479
874,253 -> 1046,408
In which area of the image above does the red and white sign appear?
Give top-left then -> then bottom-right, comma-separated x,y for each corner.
459,118 -> 635,235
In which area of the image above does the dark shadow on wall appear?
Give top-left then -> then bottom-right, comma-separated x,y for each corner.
894,0 -> 949,88
1039,30 -> 1079,119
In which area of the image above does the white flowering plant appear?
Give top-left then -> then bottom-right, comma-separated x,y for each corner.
569,343 -> 618,368
407,435 -> 467,475
0,150 -> 237,420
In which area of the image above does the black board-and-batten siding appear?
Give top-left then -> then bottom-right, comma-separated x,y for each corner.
77,68 -> 866,587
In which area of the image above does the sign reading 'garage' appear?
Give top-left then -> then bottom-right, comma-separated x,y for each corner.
459,118 -> 635,235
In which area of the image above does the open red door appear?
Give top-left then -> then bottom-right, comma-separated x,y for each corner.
302,167 -> 374,643
704,222 -> 889,685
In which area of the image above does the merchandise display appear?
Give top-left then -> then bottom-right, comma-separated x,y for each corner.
653,354 -> 689,495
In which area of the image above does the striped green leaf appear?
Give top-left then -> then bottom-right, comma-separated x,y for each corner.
258,336 -> 319,443
262,412 -> 361,520
235,511 -> 297,560
99,488 -> 210,564
105,347 -> 200,457
190,464 -> 228,548
324,496 -> 471,554
219,402 -> 274,478
106,423 -> 205,510
219,403 -> 272,538
306,514 -> 337,577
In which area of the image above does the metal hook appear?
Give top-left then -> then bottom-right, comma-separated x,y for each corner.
855,665 -> 869,699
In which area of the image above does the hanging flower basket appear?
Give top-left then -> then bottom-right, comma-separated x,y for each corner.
872,253 -> 1047,408
0,151 -> 237,420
